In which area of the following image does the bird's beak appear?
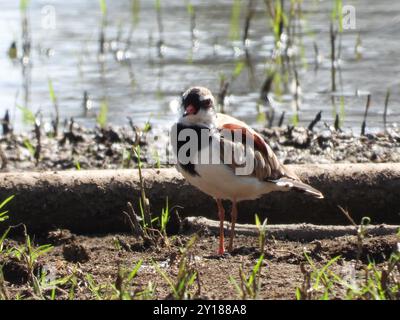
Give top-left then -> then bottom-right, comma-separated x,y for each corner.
183,104 -> 196,117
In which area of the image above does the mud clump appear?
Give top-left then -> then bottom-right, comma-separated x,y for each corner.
46,229 -> 75,246
261,125 -> 400,164
63,243 -> 91,263
0,122 -> 400,172
2,259 -> 29,285
2,258 -> 44,285
311,234 -> 398,263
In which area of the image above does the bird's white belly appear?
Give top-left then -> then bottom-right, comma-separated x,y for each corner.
179,163 -> 278,201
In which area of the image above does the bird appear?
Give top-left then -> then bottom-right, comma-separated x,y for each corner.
171,86 -> 323,255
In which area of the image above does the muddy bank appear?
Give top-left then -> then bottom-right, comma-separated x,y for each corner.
1,229 -> 399,300
1,164 -> 400,233
1,123 -> 400,171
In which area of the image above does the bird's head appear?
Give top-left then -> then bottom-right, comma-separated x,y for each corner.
180,86 -> 217,126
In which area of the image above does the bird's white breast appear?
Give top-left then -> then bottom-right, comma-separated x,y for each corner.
177,147 -> 280,202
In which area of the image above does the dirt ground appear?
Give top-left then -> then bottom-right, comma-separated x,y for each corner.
1,225 -> 398,300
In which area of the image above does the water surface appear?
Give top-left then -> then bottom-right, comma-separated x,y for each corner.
1,0 -> 399,133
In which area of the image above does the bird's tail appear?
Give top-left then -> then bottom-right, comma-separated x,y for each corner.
274,178 -> 324,199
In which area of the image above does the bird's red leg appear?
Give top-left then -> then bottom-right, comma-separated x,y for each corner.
216,199 -> 225,255
228,199 -> 238,252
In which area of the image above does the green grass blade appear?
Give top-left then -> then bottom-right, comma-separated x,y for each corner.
229,0 -> 241,41
132,0 -> 140,26
96,99 -> 108,128
17,106 -> 36,125
229,276 -> 242,297
23,139 -> 35,157
20,0 -> 30,12
48,78 -> 57,104
233,61 -> 245,79
0,195 -> 15,211
99,0 -> 107,16
152,260 -> 178,298
248,254 -> 264,286
155,0 -> 161,12
0,227 -> 11,251
127,260 -> 143,282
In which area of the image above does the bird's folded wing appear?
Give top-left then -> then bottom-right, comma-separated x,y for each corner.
216,115 -> 299,182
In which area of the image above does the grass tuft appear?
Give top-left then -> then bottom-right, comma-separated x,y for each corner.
230,254 -> 265,299
153,235 -> 199,300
